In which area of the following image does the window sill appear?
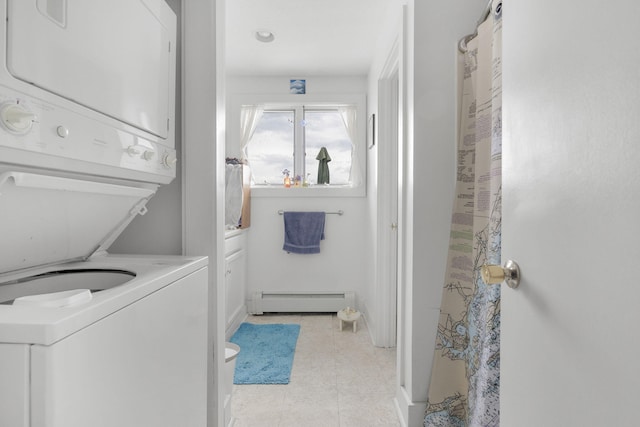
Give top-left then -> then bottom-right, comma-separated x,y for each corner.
251,185 -> 365,198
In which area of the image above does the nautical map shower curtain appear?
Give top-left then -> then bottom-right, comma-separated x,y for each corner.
424,1 -> 502,426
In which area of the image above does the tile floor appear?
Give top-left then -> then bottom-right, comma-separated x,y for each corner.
230,313 -> 400,427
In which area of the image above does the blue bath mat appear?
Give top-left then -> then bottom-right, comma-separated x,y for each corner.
230,322 -> 300,384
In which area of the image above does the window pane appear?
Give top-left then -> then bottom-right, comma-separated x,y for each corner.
304,110 -> 351,185
247,111 -> 294,185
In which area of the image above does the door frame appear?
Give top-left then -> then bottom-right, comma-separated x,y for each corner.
375,37 -> 400,348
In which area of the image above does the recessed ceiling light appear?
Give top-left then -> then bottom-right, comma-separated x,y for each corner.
255,30 -> 275,43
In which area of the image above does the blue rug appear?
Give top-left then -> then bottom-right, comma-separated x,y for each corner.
230,322 -> 300,384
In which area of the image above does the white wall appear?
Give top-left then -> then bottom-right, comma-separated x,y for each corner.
365,0 -> 403,349
183,1 -> 226,426
226,76 -> 375,315
395,1 -> 488,426
247,196 -> 368,298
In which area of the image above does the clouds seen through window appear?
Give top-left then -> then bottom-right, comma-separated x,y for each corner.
247,109 -> 352,185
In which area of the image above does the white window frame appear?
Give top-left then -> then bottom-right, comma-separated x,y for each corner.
229,93 -> 367,198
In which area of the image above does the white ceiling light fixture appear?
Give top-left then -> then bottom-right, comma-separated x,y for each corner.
255,30 -> 275,43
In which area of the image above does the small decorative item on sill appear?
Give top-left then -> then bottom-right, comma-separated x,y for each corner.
303,173 -> 311,187
294,175 -> 301,187
282,169 -> 291,188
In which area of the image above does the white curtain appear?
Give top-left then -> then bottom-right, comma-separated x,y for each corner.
239,105 -> 264,160
338,106 -> 362,187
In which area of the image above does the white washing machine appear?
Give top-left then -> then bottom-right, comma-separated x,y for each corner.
0,1 -> 208,426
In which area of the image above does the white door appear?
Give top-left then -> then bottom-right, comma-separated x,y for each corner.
501,1 -> 640,426
376,58 -> 399,347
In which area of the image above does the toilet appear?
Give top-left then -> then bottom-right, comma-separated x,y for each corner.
224,342 -> 240,427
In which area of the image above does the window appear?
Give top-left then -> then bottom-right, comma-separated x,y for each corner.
247,107 -> 353,186
246,110 -> 295,185
232,93 -> 366,197
303,110 -> 352,185
239,98 -> 364,196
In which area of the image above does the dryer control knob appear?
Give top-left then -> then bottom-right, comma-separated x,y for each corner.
126,145 -> 141,157
161,152 -> 177,168
0,104 -> 36,134
142,150 -> 155,161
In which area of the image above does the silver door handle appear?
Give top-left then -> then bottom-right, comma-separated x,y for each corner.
481,260 -> 521,289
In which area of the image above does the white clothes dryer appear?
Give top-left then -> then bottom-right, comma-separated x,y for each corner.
0,1 -> 209,426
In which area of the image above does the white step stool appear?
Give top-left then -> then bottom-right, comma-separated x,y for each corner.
337,308 -> 361,333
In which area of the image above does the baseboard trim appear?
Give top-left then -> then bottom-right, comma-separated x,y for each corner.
395,385 -> 427,427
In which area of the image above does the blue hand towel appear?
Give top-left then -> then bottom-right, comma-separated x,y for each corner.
283,211 -> 326,254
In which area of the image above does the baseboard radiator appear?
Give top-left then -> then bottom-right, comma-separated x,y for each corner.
248,290 -> 355,315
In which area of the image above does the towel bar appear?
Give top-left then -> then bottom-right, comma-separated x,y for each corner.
277,210 -> 344,216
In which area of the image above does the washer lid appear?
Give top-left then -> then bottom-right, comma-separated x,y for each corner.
0,171 -> 156,274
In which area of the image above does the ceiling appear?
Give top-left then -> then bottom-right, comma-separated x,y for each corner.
225,0 -> 391,77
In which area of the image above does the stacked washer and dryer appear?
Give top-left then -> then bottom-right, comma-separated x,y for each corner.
0,1 -> 208,426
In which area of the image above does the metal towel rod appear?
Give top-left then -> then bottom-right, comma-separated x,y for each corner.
278,210 -> 344,216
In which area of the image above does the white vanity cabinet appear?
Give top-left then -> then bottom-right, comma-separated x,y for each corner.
224,231 -> 247,338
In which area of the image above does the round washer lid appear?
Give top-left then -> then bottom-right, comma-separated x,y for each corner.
0,171 -> 156,275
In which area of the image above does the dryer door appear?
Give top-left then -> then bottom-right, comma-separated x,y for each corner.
5,0 -> 176,143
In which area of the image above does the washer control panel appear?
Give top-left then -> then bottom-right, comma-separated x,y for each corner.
0,94 -> 176,184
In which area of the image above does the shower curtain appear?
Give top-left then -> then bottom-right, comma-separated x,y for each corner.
424,1 -> 502,426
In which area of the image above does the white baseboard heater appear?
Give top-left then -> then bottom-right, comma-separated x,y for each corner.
248,290 -> 355,315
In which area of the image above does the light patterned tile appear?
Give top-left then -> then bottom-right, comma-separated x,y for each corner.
229,313 -> 399,426
232,414 -> 281,427
335,350 -> 378,367
337,375 -> 390,395
231,398 -> 284,426
339,393 -> 401,426
278,410 -> 340,427
281,388 -> 339,427
231,384 -> 287,425
290,358 -> 337,386
232,384 -> 288,398
339,413 -> 401,427
283,388 -> 338,407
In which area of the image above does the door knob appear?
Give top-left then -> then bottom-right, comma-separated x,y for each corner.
481,260 -> 521,289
